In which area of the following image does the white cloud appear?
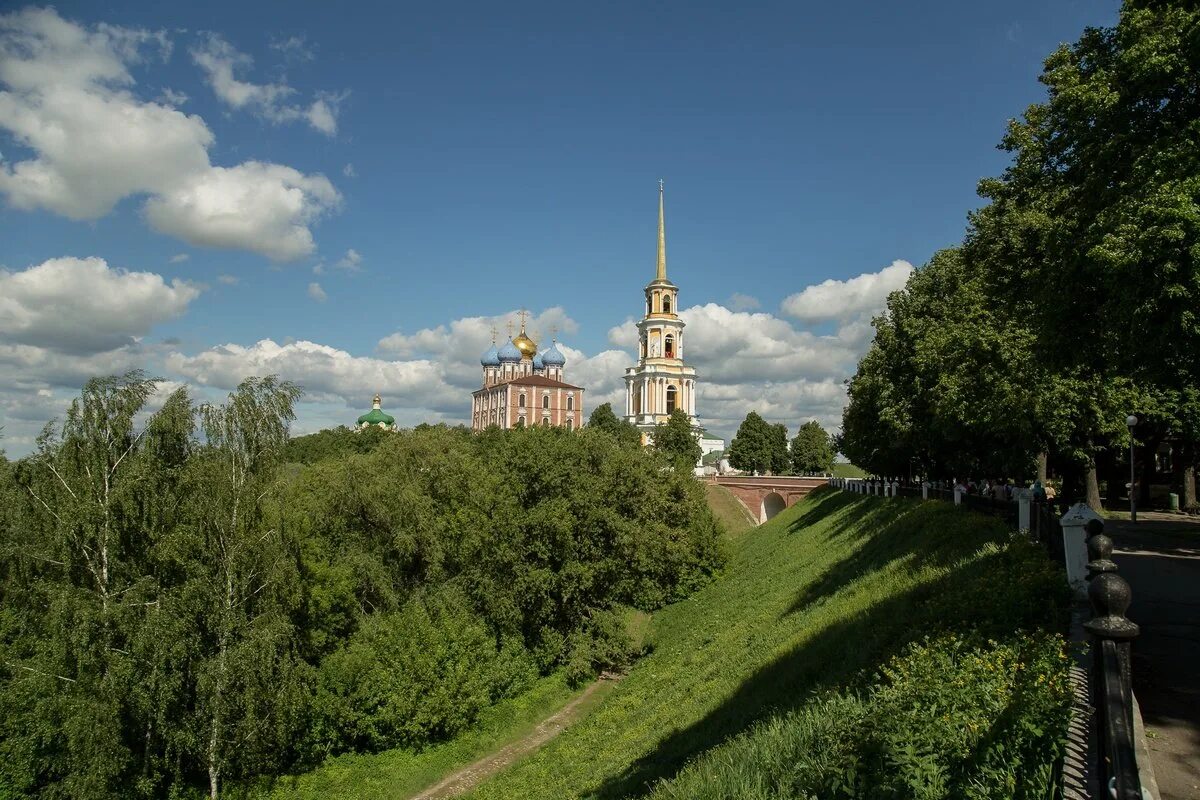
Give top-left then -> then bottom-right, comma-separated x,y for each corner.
158,87 -> 187,106
0,8 -> 340,261
217,273 -> 238,285
727,292 -> 760,311
781,260 -> 913,323
167,339 -> 458,412
335,248 -> 361,271
269,34 -> 314,63
0,256 -> 201,354
342,163 -> 356,178
169,252 -> 189,263
144,162 -> 340,261
191,33 -> 344,136
307,282 -> 327,302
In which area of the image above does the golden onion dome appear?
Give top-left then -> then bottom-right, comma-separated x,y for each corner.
512,331 -> 538,359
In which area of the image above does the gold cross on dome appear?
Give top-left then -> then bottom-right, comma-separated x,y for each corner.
489,325 -> 497,344
517,309 -> 529,329
505,320 -> 513,337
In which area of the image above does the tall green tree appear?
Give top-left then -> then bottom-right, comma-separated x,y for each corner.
769,424 -> 789,475
587,402 -> 641,447
653,409 -> 702,469
729,412 -> 775,475
790,421 -> 835,475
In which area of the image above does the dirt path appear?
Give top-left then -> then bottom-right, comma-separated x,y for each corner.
410,674 -> 619,800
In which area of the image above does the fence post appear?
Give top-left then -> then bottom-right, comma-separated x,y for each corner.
953,484 -> 962,505
1016,488 -> 1031,531
921,481 -> 929,500
1061,503 -> 1103,597
1083,568 -> 1142,800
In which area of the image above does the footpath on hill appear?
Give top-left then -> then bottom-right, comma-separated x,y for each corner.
1107,514 -> 1200,800
410,675 -> 620,800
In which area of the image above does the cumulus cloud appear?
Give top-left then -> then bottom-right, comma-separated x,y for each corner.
0,256 -> 201,354
307,282 -> 327,302
335,248 -> 362,271
167,339 -> 458,412
781,260 -> 913,323
144,162 -> 340,261
727,292 -> 760,311
269,34 -> 314,63
342,163 -> 356,178
169,252 -> 189,263
191,33 -> 344,136
0,8 -> 340,261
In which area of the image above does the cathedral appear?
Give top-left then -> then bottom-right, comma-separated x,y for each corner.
624,182 -> 699,443
471,317 -> 585,430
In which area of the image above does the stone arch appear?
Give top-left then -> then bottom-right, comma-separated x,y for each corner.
760,492 -> 786,523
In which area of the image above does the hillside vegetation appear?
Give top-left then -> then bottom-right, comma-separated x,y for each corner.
702,483 -> 755,537
463,488 -> 1071,800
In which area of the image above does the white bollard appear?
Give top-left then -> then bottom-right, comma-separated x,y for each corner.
1060,503 -> 1103,596
1016,488 -> 1031,532
953,484 -> 963,505
921,481 -> 929,500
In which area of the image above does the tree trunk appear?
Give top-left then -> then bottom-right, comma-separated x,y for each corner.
1085,462 -> 1103,513
1184,463 -> 1197,511
1036,452 -> 1048,483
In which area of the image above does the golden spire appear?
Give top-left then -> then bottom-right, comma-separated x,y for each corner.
656,179 -> 667,281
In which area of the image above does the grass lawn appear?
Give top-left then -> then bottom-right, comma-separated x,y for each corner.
830,462 -> 868,478
461,488 -> 1070,799
232,673 -> 599,800
703,482 -> 755,536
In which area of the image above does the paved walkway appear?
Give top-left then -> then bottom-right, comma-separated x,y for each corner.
1106,514 -> 1200,800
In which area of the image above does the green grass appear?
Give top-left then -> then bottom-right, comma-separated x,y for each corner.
830,462 -> 868,478
461,488 -> 1069,800
703,482 -> 755,536
234,673 -> 592,800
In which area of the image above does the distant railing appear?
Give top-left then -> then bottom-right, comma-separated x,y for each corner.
826,477 -> 1150,797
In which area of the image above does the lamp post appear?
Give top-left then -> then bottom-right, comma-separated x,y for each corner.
1126,414 -> 1138,523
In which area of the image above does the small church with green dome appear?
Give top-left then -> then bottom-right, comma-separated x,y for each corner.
356,394 -> 397,431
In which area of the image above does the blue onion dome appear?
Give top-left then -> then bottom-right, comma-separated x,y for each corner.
480,343 -> 500,367
533,352 -> 545,370
497,339 -> 522,363
541,341 -> 566,367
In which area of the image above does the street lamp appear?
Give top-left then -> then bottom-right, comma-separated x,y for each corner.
1126,414 -> 1138,523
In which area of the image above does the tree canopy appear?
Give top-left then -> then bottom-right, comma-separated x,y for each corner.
790,421 -> 835,475
729,412 -> 787,475
653,409 -> 702,469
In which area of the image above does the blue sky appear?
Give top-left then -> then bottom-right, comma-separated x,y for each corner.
0,1 -> 1120,453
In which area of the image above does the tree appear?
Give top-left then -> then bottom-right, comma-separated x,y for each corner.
790,421 -> 835,475
653,409 -> 701,469
587,402 -> 640,446
769,424 -> 789,475
729,412 -> 775,475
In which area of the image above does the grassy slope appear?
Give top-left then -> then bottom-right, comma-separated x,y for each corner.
703,482 -> 755,536
235,673 -> 594,800
831,462 -> 868,478
463,488 -> 1063,800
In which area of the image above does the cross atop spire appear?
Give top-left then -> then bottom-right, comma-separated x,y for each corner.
489,325 -> 497,344
656,180 -> 667,281
517,309 -> 529,332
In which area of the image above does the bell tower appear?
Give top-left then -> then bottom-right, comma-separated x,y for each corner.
623,181 -> 699,442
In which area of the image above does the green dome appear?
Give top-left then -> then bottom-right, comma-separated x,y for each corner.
358,394 -> 395,427
357,408 -> 395,426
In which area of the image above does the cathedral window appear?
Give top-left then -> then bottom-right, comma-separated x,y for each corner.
542,395 -> 549,409
567,394 -> 574,411
665,335 -> 675,358
566,419 -> 574,431
519,393 -> 526,408
517,416 -> 525,428
666,385 -> 678,414
542,417 -> 550,427
663,295 -> 672,314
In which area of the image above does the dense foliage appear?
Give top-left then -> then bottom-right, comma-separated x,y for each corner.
841,1 -> 1200,510
587,402 -> 641,447
0,373 -> 724,800
460,488 -> 1071,800
653,409 -> 703,469
728,412 -> 787,475
789,421 -> 835,475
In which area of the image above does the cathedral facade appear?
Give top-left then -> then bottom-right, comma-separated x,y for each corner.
471,319 -> 585,430
624,183 -> 699,442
